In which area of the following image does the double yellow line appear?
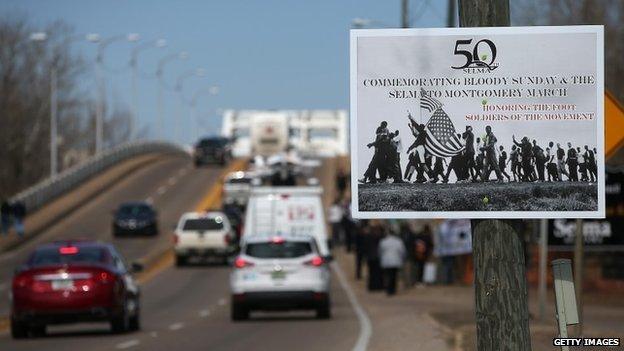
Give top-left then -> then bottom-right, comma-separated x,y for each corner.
135,158 -> 248,284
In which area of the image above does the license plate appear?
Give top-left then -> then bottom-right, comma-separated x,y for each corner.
271,271 -> 286,280
52,280 -> 74,290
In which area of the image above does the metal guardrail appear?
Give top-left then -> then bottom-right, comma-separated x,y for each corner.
9,140 -> 190,213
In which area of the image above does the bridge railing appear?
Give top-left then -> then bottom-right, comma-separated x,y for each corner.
10,140 -> 189,213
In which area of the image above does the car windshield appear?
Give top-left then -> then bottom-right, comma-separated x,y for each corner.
198,139 -> 227,147
245,241 -> 312,258
118,204 -> 151,216
29,247 -> 106,266
182,218 -> 224,231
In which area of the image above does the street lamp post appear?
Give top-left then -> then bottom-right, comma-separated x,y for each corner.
189,86 -> 219,142
90,34 -> 140,153
174,68 -> 206,144
156,51 -> 188,140
130,39 -> 166,141
30,32 -> 94,178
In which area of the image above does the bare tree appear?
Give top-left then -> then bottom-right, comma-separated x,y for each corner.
0,16 -> 82,198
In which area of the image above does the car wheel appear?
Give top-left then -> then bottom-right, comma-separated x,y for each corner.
129,311 -> 140,331
231,302 -> 249,321
10,318 -> 28,339
110,310 -> 129,334
316,302 -> 331,319
30,324 -> 46,337
175,255 -> 188,267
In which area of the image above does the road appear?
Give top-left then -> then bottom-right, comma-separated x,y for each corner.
0,155 -> 362,351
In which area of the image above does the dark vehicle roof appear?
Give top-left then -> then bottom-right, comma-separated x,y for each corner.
197,137 -> 229,147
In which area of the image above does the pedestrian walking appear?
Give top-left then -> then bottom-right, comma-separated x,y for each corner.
414,225 -> 433,284
577,147 -> 588,181
1,200 -> 12,235
335,168 -> 349,199
328,199 -> 343,246
354,220 -> 368,280
498,145 -> 511,181
556,143 -> 569,181
378,230 -> 406,296
567,142 -> 578,181
365,220 -> 384,291
481,126 -> 503,182
585,145 -> 597,182
533,140 -> 546,182
12,200 -> 26,238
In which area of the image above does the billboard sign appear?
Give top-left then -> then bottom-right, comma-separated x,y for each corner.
549,169 -> 624,250
350,26 -> 604,219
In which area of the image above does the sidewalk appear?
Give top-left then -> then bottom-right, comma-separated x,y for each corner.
335,249 -> 453,351
336,248 -> 624,351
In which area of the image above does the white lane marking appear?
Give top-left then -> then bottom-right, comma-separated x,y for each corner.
199,309 -> 211,318
332,262 -> 372,351
168,177 -> 177,185
217,298 -> 227,306
145,196 -> 154,204
157,186 -> 167,195
168,322 -> 184,331
116,339 -> 140,349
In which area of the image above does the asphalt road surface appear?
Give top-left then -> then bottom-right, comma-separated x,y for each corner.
0,155 -> 362,351
0,153 -> 223,316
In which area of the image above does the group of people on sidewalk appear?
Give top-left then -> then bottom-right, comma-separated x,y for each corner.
1,199 -> 26,237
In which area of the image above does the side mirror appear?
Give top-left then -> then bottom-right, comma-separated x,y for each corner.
130,262 -> 144,273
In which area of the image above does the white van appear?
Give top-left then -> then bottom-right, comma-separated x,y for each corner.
243,187 -> 330,258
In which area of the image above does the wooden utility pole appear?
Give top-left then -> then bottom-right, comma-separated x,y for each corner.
401,0 -> 409,28
459,1 -> 532,350
447,0 -> 456,27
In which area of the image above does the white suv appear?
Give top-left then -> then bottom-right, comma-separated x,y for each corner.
229,235 -> 331,321
174,212 -> 236,266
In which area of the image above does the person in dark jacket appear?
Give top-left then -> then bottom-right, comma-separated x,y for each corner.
567,142 -> 578,181
364,220 -> 385,291
335,168 -> 349,198
532,140 -> 546,182
584,145 -> 597,182
354,220 -> 369,280
12,201 -> 26,237
1,200 -> 12,235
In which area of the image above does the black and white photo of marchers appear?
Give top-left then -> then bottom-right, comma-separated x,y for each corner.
358,90 -> 598,212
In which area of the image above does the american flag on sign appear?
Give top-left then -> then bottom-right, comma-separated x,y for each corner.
420,88 -> 443,112
425,108 -> 465,157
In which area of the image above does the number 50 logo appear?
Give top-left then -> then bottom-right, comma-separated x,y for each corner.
451,39 -> 499,71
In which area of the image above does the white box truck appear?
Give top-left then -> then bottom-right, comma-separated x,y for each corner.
243,186 -> 331,258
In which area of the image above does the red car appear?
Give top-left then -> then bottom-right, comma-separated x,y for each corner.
10,240 -> 142,339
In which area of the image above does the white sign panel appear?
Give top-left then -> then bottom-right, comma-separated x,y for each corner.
350,26 -> 604,219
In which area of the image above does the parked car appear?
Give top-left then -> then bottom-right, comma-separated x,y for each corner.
10,240 -> 142,338
173,211 -> 237,266
230,234 -> 331,321
112,201 -> 158,236
194,137 -> 232,166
